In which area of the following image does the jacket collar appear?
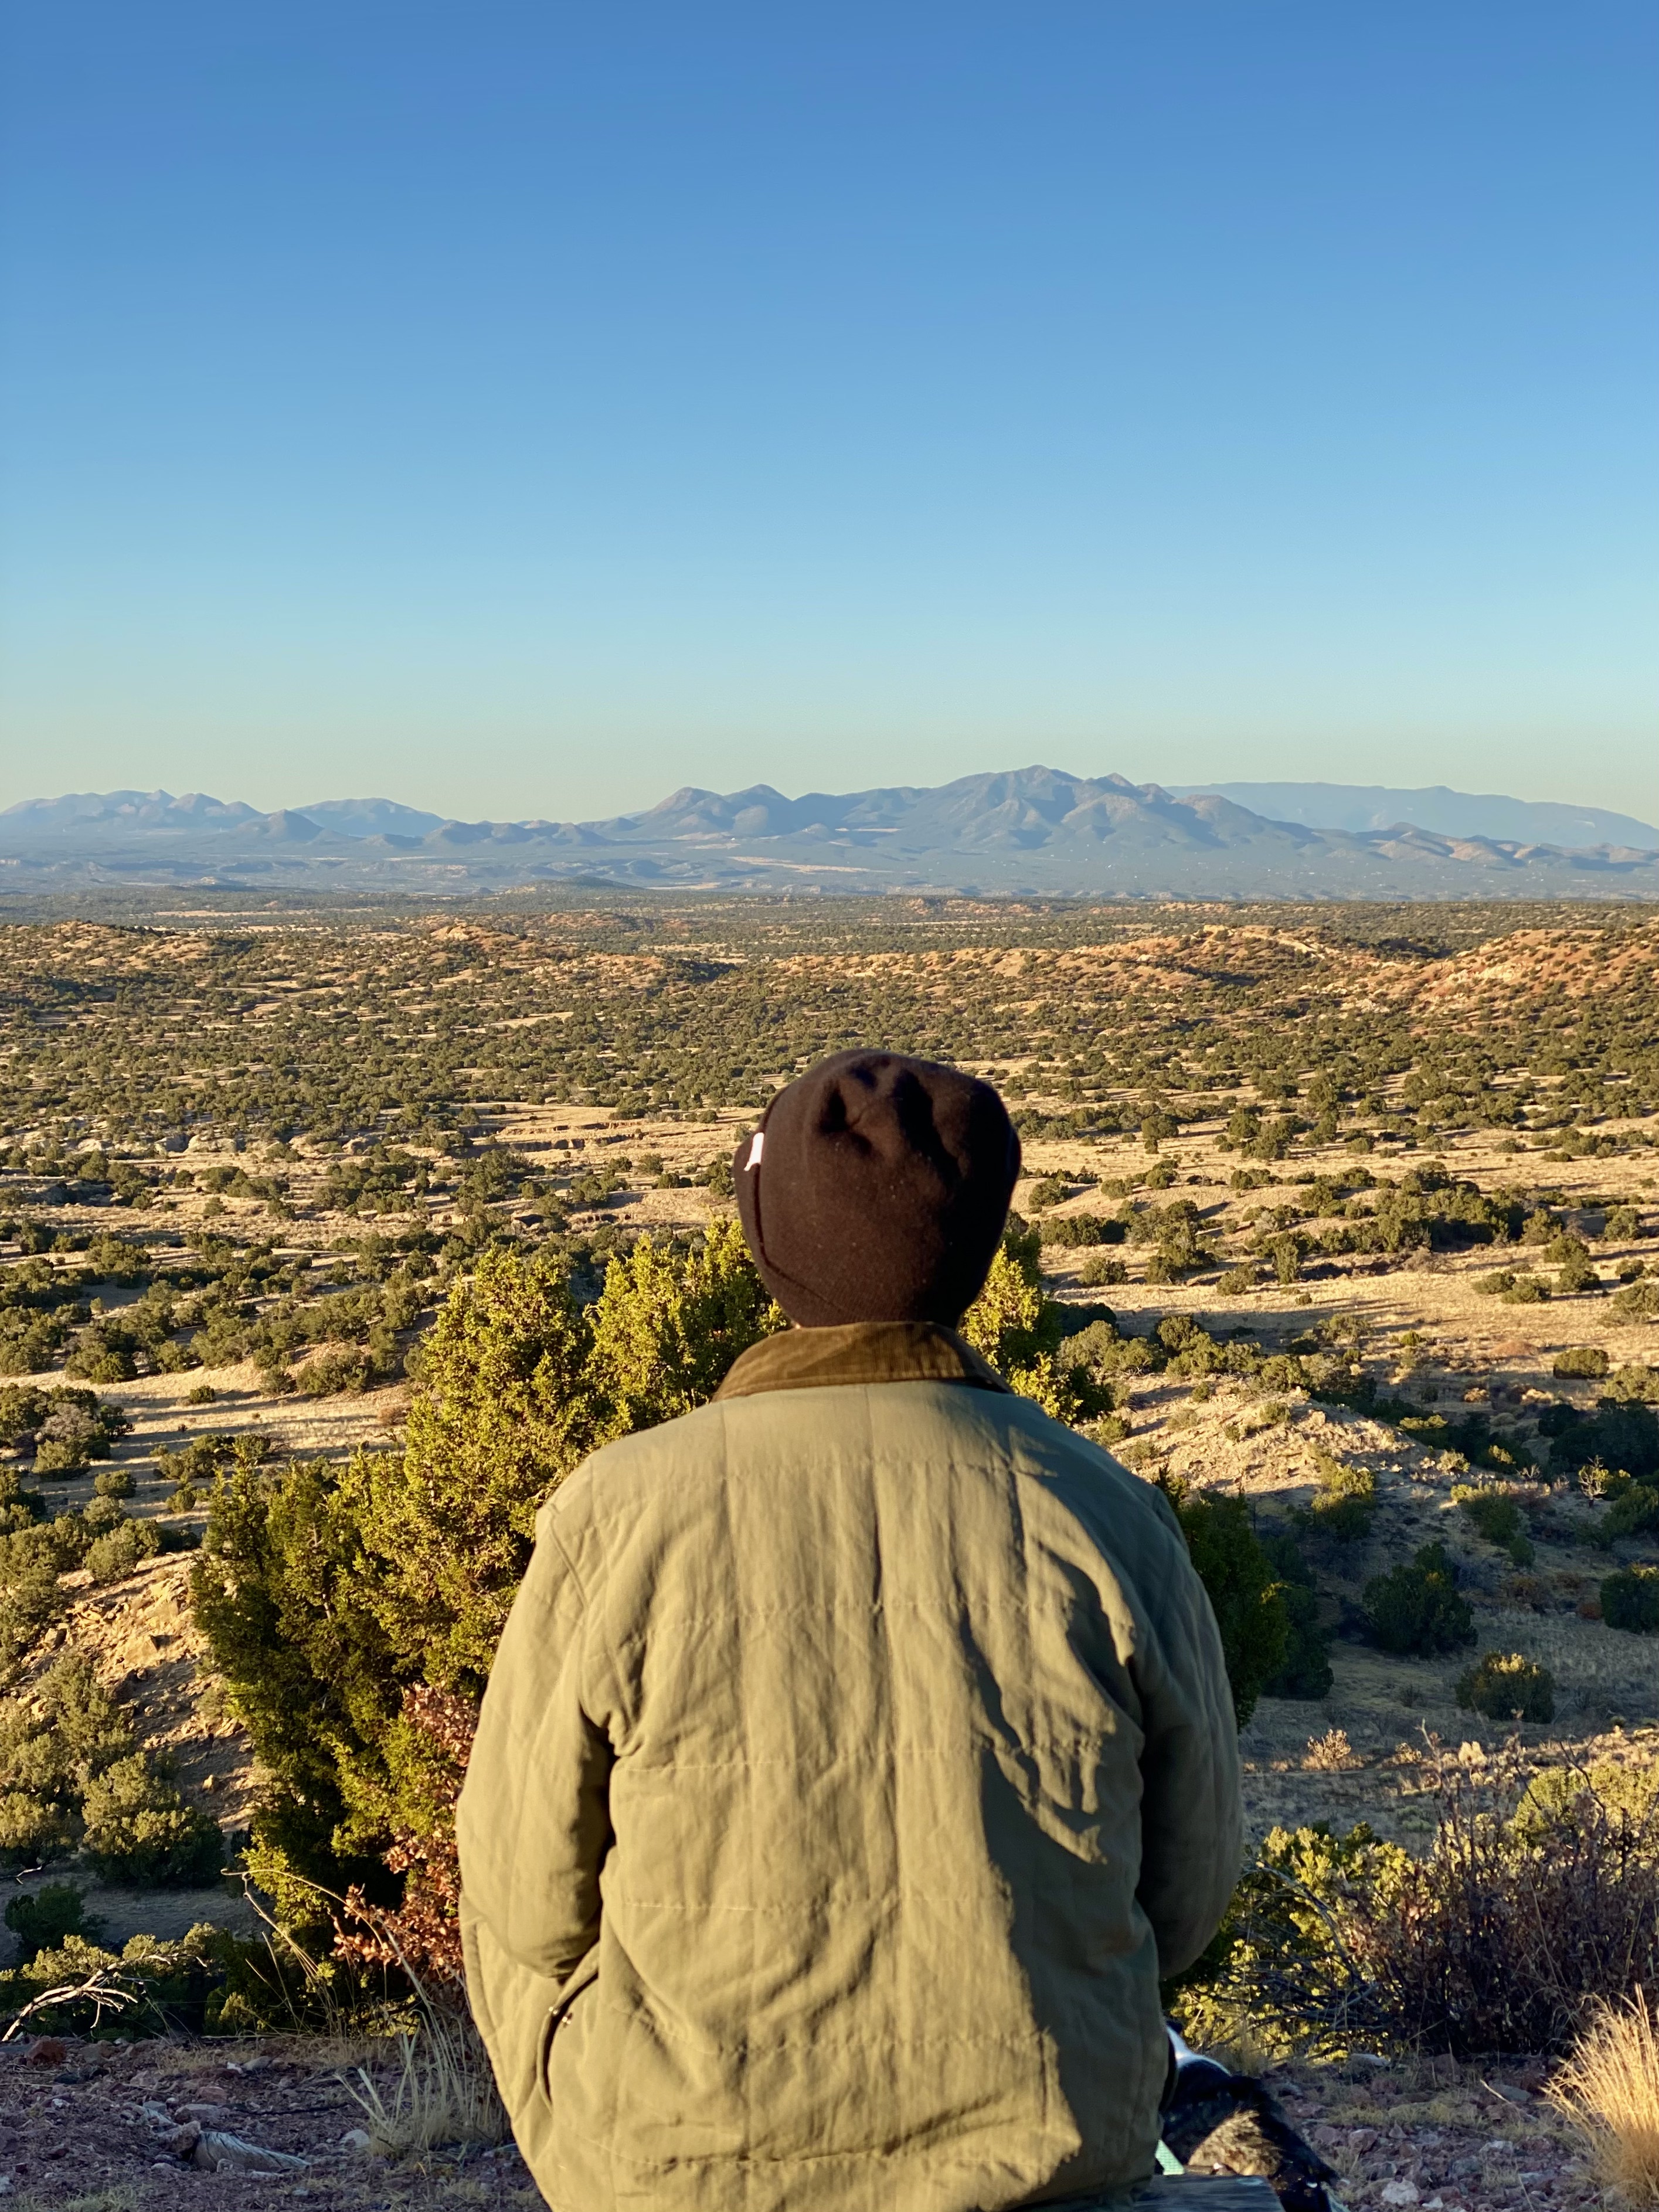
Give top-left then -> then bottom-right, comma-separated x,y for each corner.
715,1321 -> 1013,1403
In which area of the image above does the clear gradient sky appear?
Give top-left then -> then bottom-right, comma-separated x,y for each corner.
2,2 -> 1655,823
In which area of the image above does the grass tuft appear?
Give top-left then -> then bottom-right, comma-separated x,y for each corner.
342,1999 -> 511,2157
1551,1991 -> 1659,2201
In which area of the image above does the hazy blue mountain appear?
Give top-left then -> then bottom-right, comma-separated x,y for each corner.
1169,781 -> 1659,849
0,789 -> 264,833
295,798 -> 447,839
3,768 -> 1657,900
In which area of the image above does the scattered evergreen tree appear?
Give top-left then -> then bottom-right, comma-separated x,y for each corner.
1365,1543 -> 1476,1656
1602,1566 -> 1659,1635
1161,1482 -> 1291,1728
1259,1531 -> 1333,1701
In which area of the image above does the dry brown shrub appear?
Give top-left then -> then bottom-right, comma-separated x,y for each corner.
1181,1744 -> 1659,2060
1357,1752 -> 1659,2055
1303,1727 -> 1358,1771
335,1684 -> 472,1988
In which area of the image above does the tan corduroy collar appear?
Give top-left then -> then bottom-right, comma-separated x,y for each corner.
715,1320 -> 1013,1403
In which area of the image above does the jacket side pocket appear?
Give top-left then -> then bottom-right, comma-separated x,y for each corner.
538,1948 -> 601,2106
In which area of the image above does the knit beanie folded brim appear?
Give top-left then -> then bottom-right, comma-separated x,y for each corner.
733,1051 -> 1020,1329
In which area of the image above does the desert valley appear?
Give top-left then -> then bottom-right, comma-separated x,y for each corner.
0,888 -> 1657,2205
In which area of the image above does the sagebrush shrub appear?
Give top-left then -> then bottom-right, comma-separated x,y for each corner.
1306,1449 -> 1376,1542
1171,1819 -> 1409,2057
1454,1485 -> 1524,1547
0,1651 -> 214,1883
300,1343 -> 374,1396
1556,1346 -> 1610,1380
0,1921 -> 244,2040
1458,1651 -> 1555,1723
1175,1754 -> 1659,2058
1079,1252 -> 1128,1287
1604,1479 -> 1659,1541
1453,1482 -> 1535,1563
0,1466 -> 45,1540
1546,1397 -> 1659,1482
85,1516 -> 161,1583
79,1754 -> 223,1886
1607,1364 -> 1659,1406
4,1881 -> 104,1963
1039,1212 -> 1123,1248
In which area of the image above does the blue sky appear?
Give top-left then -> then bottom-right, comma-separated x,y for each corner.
2,1 -> 1655,823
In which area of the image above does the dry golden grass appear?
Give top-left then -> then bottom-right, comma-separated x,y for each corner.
1551,1990 -> 1659,2201
342,2001 -> 511,2156
1205,2016 -> 1279,2078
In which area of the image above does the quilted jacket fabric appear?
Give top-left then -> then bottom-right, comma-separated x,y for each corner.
457,1322 -> 1242,2211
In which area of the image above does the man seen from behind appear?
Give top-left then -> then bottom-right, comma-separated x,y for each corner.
458,1050 -> 1243,2211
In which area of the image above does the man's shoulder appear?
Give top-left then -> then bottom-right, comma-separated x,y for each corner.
537,1393 -> 746,1548
546,1377 -> 967,1520
543,1376 -> 1182,1561
995,1391 -> 1189,1557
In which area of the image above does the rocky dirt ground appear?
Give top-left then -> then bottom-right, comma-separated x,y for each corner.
0,2030 -> 1609,2209
1266,2054 -> 1603,2210
0,2031 -> 540,2208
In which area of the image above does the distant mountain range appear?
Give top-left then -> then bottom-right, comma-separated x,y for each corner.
3,770 -> 1658,901
1165,781 -> 1659,849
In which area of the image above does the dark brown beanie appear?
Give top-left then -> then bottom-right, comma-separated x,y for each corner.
733,1051 -> 1021,1329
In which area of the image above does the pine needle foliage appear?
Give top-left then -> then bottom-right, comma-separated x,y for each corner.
193,1224 -> 786,1908
958,1226 -> 1108,1421
1158,1483 -> 1292,1728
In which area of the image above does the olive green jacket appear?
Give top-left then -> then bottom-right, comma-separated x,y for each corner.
457,1323 -> 1242,2212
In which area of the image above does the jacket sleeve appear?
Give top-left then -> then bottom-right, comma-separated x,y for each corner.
1134,1546 -> 1244,1980
457,1509 -> 615,2118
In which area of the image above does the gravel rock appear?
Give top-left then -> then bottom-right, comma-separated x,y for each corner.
191,2128 -> 308,2174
